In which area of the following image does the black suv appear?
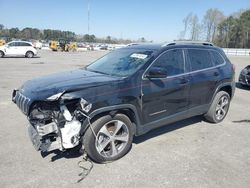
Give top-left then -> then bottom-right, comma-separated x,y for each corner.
12,42 -> 235,163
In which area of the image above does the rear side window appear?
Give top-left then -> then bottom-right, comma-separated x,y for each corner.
187,49 -> 213,71
151,49 -> 184,76
210,51 -> 225,66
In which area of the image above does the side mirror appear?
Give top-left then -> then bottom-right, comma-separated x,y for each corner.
145,67 -> 168,79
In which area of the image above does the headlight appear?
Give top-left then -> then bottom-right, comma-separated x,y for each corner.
80,98 -> 92,113
46,92 -> 63,101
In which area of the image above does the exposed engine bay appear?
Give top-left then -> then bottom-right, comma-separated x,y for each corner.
27,97 -> 92,152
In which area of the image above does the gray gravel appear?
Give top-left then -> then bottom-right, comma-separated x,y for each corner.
0,50 -> 249,188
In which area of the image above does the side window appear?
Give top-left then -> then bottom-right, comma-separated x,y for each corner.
8,42 -> 16,47
18,42 -> 31,46
151,49 -> 184,76
187,49 -> 213,71
24,42 -> 31,46
210,51 -> 225,66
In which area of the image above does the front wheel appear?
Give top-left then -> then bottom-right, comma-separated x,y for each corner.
204,91 -> 230,123
25,51 -> 34,58
0,51 -> 4,58
83,114 -> 133,163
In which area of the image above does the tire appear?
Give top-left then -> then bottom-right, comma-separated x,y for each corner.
25,51 -> 34,58
83,114 -> 133,163
204,91 -> 230,123
0,51 -> 4,58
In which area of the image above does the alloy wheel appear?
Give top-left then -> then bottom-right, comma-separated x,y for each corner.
215,95 -> 229,120
95,120 -> 129,158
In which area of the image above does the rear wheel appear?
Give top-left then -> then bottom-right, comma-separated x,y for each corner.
0,51 -> 4,58
204,91 -> 230,123
25,51 -> 34,58
83,114 -> 133,163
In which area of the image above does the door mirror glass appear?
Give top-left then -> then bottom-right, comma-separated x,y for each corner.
145,67 -> 168,78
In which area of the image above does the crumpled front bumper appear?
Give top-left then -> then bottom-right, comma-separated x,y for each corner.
28,124 -> 63,152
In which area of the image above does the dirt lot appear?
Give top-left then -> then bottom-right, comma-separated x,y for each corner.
0,50 -> 249,188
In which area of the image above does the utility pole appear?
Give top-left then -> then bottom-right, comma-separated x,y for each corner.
87,0 -> 90,35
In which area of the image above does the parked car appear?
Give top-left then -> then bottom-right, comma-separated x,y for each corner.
0,41 -> 37,58
239,65 -> 250,87
12,41 -> 235,163
33,41 -> 43,49
94,44 -> 108,50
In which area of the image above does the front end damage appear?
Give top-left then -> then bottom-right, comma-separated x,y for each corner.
13,90 -> 92,153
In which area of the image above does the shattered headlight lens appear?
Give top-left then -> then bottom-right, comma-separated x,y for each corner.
80,98 -> 92,113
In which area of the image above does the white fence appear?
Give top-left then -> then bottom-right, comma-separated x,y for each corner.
223,48 -> 250,56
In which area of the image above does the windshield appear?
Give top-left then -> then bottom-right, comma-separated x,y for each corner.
86,48 -> 154,77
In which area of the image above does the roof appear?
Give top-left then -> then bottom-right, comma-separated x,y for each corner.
125,41 -> 217,51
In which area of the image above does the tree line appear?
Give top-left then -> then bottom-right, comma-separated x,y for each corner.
0,24 -> 146,44
0,25 -> 77,41
179,9 -> 250,48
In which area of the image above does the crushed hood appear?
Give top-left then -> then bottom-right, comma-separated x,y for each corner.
20,69 -> 122,99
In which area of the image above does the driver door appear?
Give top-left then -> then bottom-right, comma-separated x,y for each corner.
141,49 -> 190,124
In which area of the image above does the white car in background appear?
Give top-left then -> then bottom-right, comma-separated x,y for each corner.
0,41 -> 37,58
33,41 -> 43,49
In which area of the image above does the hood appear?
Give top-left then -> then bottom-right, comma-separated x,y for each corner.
20,69 -> 122,99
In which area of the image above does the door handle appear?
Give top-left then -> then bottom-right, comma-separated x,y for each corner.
214,72 -> 219,77
179,78 -> 189,85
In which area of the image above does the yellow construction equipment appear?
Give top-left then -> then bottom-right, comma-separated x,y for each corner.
49,39 -> 77,52
0,39 -> 6,46
49,41 -> 59,51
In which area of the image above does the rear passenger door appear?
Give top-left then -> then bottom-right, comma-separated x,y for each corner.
186,48 -> 219,109
16,42 -> 31,55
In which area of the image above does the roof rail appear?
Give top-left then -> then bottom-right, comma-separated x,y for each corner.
162,40 -> 214,47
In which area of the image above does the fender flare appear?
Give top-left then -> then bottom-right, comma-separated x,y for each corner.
80,104 -> 141,135
210,82 -> 235,105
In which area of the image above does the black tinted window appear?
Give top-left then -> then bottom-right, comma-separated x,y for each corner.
188,49 -> 213,71
17,42 -> 31,46
8,42 -> 16,47
151,49 -> 184,76
210,51 -> 224,65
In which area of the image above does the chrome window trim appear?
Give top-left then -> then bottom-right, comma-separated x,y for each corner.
142,48 -> 226,80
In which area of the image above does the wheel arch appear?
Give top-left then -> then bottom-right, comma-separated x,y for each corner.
0,50 -> 5,56
25,50 -> 34,56
80,104 -> 141,136
211,82 -> 235,104
218,85 -> 233,98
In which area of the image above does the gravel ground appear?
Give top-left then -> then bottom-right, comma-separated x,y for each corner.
0,50 -> 249,188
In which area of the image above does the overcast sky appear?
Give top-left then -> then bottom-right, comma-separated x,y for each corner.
0,0 -> 249,42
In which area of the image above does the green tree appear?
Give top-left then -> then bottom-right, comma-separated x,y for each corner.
0,24 -> 4,30
239,10 -> 250,48
9,28 -> 19,38
202,8 -> 224,42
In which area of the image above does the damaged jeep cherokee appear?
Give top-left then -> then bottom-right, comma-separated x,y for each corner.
12,42 -> 235,163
